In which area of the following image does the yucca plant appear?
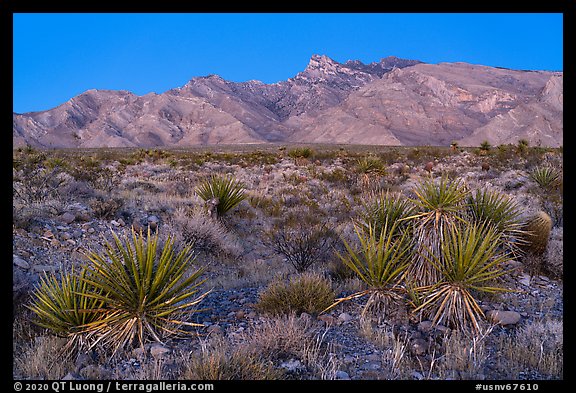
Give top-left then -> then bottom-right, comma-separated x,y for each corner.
196,175 -> 247,218
405,176 -> 470,286
466,188 -> 526,258
81,229 -> 209,355
358,191 -> 415,240
529,165 -> 561,191
356,155 -> 386,189
413,222 -> 514,333
326,220 -> 414,322
27,267 -> 105,356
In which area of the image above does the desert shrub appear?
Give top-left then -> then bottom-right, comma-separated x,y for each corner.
288,147 -> 314,159
267,220 -> 337,273
89,195 -> 124,219
170,207 -> 242,259
413,222 -> 513,333
196,175 -> 247,218
13,160 -> 65,204
257,272 -> 335,316
81,229 -> 209,355
497,318 -> 563,379
184,341 -> 282,380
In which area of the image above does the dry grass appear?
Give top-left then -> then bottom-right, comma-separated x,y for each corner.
496,318 -> 563,379
14,334 -> 75,379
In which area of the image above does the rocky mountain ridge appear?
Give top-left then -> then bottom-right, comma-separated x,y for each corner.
13,55 -> 562,148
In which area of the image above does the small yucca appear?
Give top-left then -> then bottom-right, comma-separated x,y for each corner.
326,220 -> 414,322
466,188 -> 526,257
414,222 -> 514,333
358,191 -> 415,239
27,267 -> 105,355
529,165 -> 561,190
81,229 -> 209,355
405,176 -> 470,286
196,175 -> 247,218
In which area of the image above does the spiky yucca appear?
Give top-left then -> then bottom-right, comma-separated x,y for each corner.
414,222 -> 513,333
196,175 -> 247,218
405,176 -> 469,286
27,267 -> 105,355
81,229 -> 209,354
327,221 -> 414,322
359,191 -> 415,240
529,165 -> 561,191
466,188 -> 526,257
356,156 -> 386,189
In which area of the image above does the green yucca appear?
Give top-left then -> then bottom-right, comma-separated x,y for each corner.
358,191 -> 415,239
81,229 -> 209,354
27,267 -> 105,354
356,156 -> 386,175
196,175 -> 247,218
466,188 -> 526,257
326,220 -> 413,321
414,222 -> 514,333
405,176 -> 470,286
529,165 -> 561,190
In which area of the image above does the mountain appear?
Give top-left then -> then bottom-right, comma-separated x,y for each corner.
13,55 -> 562,148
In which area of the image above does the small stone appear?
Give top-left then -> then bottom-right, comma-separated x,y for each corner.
75,211 -> 91,222
88,228 -> 96,234
247,311 -> 257,319
412,371 -> 424,380
147,216 -> 159,230
43,230 -> 55,238
417,320 -> 433,333
110,220 -> 121,227
235,310 -> 245,319
13,255 -> 30,269
410,338 -> 428,356
338,312 -> 353,323
150,344 -> 171,359
361,360 -> 381,371
206,324 -> 223,335
335,370 -> 350,380
117,218 -> 126,227
80,364 -> 110,379
66,239 -> 77,246
31,265 -> 59,274
61,232 -> 72,240
280,359 -> 304,373
318,314 -> 337,325
60,212 -> 76,224
62,372 -> 81,380
518,273 -> 531,286
486,310 -> 521,326
132,218 -> 145,232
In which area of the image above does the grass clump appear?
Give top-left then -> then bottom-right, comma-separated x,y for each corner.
257,272 -> 335,316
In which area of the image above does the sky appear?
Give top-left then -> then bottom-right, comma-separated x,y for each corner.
13,13 -> 563,114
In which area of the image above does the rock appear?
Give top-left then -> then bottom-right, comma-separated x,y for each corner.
206,324 -> 223,335
88,228 -> 96,234
338,312 -> 353,323
31,265 -> 59,274
110,220 -> 121,227
147,215 -> 159,230
410,338 -> 428,356
361,360 -> 381,370
425,161 -> 434,173
235,310 -> 245,319
318,314 -> 337,325
132,218 -> 145,233
486,310 -> 521,326
149,344 -> 171,359
75,211 -> 91,222
117,218 -> 126,227
518,273 -> 531,286
61,232 -> 72,241
412,371 -> 424,380
13,255 -> 30,269
280,359 -> 305,373
335,370 -> 350,380
43,230 -> 55,238
60,212 -> 76,224
80,364 -> 111,379
62,372 -> 81,380
417,320 -> 433,333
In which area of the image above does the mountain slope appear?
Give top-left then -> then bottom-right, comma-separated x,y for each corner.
13,55 -> 562,148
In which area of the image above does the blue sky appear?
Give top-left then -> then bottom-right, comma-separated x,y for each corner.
13,13 -> 563,114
